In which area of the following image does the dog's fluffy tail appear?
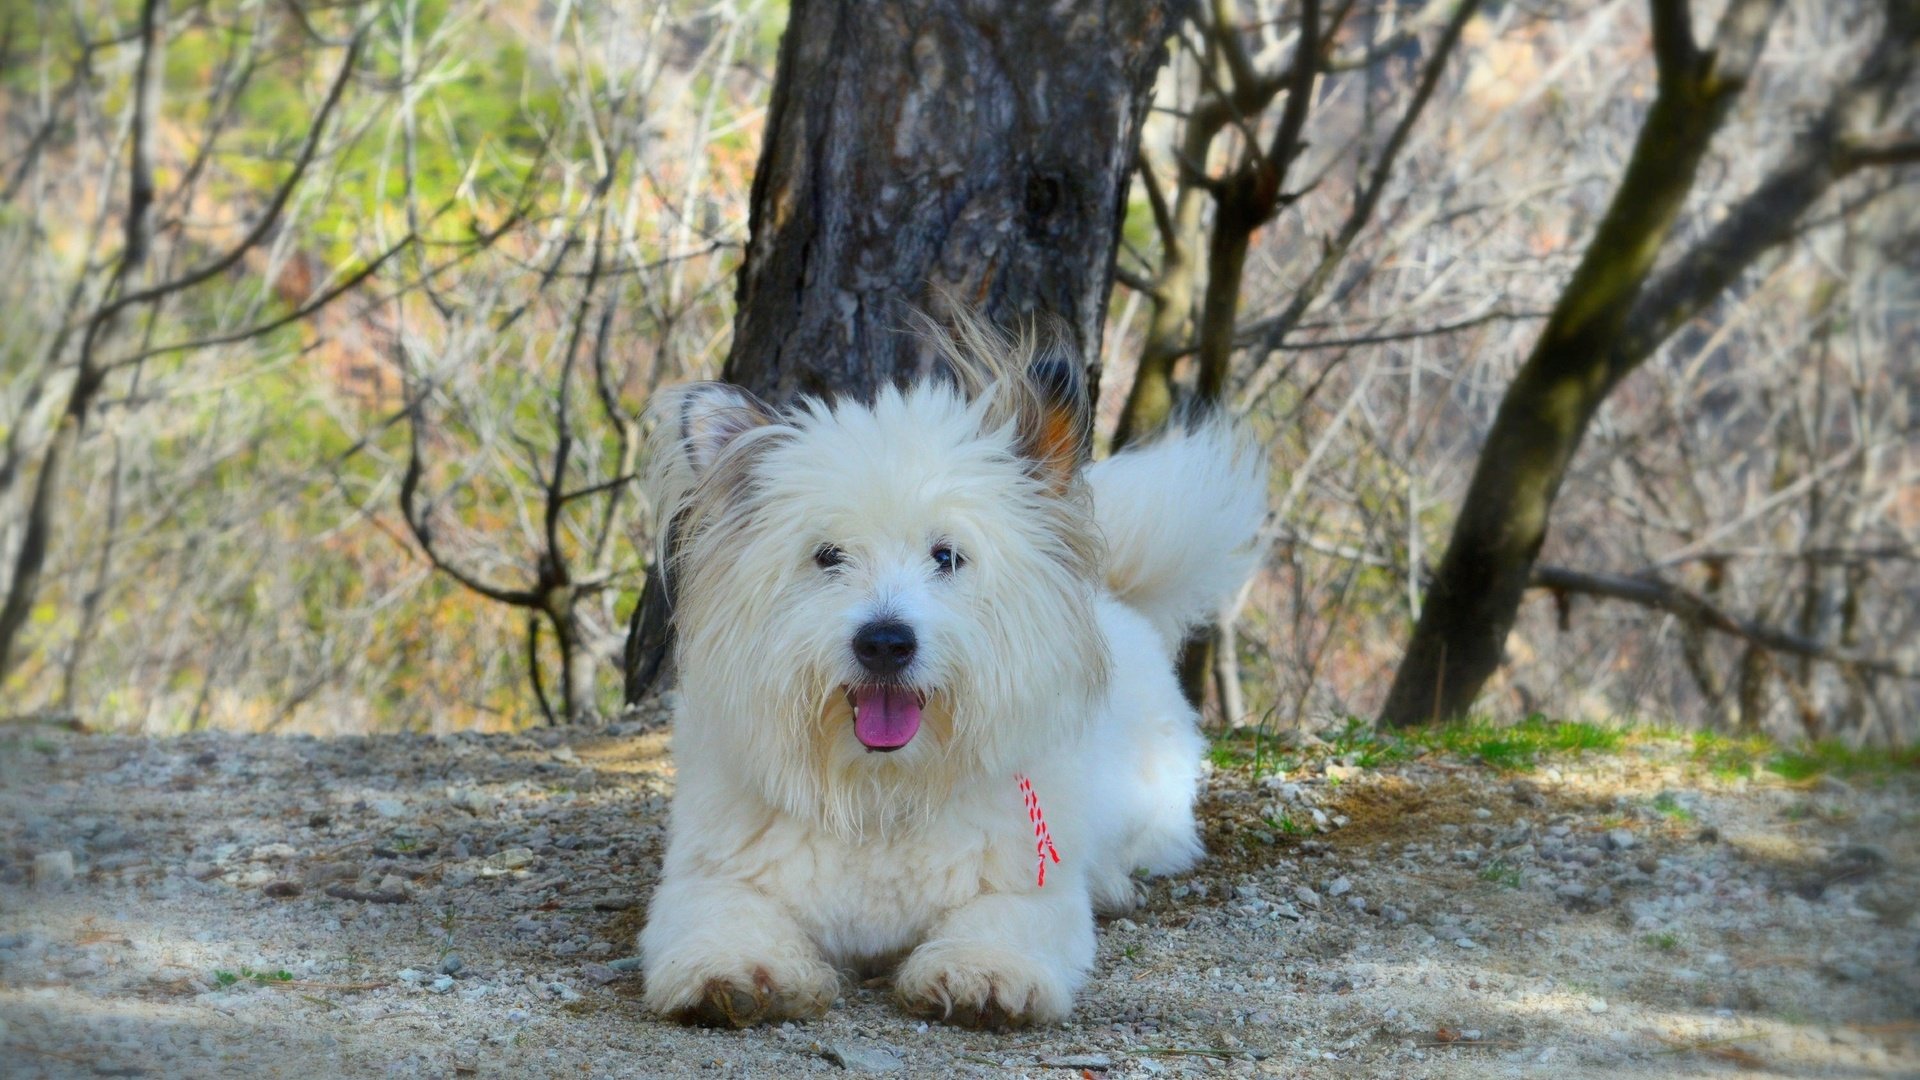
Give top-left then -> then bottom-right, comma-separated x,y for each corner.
1086,421 -> 1268,654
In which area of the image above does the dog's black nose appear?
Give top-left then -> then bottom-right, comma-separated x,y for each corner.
852,620 -> 916,676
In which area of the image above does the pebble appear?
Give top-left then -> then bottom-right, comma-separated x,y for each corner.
427,975 -> 455,994
439,954 -> 464,975
32,851 -> 76,889
1603,829 -> 1636,851
447,787 -> 493,815
1587,999 -> 1608,1013
1326,876 -> 1352,897
820,1042 -> 903,1072
263,881 -> 302,899
607,956 -> 644,972
370,799 -> 406,819
581,962 -> 621,985
479,848 -> 536,876
1112,918 -> 1138,932
1454,937 -> 1478,950
1295,886 -> 1321,907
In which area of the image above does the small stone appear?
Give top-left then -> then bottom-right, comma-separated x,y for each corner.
607,956 -> 644,972
1274,903 -> 1304,921
447,787 -> 493,815
427,975 -> 455,993
262,881 -> 301,899
586,941 -> 614,956
480,848 -> 535,876
1346,896 -> 1368,913
1326,876 -> 1352,898
250,843 -> 298,862
370,799 -> 406,819
1295,885 -> 1321,907
1169,885 -> 1191,900
31,851 -> 75,889
439,954 -> 464,975
1381,905 -> 1408,924
1235,884 -> 1260,900
821,1042 -> 903,1072
1603,829 -> 1636,851
1587,999 -> 1608,1013
544,981 -> 581,1003
1459,1029 -> 1482,1041
302,861 -> 358,887
1454,937 -> 1477,950
1472,807 -> 1493,820
581,962 -> 621,985
1041,1055 -> 1112,1070
1112,918 -> 1138,933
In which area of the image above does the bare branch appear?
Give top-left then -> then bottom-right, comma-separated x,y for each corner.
1532,564 -> 1918,680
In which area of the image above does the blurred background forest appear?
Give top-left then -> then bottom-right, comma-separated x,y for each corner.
2,0 -> 1915,742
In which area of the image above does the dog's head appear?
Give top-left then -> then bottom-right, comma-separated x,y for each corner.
648,324 -> 1107,830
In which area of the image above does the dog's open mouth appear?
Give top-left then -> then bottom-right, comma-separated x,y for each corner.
844,685 -> 928,752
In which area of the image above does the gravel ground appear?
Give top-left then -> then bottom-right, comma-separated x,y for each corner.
2,716 -> 1916,1079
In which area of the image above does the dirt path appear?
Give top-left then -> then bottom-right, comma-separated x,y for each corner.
2,719 -> 1915,1078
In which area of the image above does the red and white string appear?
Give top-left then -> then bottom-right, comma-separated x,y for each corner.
1014,773 -> 1061,887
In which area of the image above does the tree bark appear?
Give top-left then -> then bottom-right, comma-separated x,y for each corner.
723,0 -> 1178,401
623,0 -> 1180,705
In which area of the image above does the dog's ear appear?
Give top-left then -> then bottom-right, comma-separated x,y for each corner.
1019,338 -> 1092,494
676,382 -> 774,475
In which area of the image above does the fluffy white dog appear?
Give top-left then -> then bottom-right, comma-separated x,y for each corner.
639,326 -> 1266,1029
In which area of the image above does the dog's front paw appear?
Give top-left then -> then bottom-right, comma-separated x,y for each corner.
645,955 -> 839,1028
894,944 -> 1073,1030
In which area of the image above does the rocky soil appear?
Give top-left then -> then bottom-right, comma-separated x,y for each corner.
1,716 -> 1915,1078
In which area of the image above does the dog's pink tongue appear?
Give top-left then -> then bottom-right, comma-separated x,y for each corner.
853,687 -> 921,751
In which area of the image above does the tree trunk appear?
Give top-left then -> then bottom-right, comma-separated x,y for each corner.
1378,0 -> 1782,727
724,0 -> 1178,400
623,0 -> 1180,705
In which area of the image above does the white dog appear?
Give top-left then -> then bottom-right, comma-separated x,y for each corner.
638,325 -> 1266,1029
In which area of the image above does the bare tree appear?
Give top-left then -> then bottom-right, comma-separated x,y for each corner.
1380,0 -> 1919,726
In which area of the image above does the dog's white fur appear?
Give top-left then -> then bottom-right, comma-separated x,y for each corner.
639,335 -> 1266,1028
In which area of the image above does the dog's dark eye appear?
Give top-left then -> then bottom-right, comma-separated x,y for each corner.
931,545 -> 964,574
814,545 -> 845,570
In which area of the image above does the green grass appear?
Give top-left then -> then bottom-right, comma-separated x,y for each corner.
1642,932 -> 1679,953
1208,713 -> 1916,785
1478,859 -> 1522,888
1263,813 -> 1310,837
214,967 -> 294,988
1651,792 -> 1695,821
1690,732 -> 1920,783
